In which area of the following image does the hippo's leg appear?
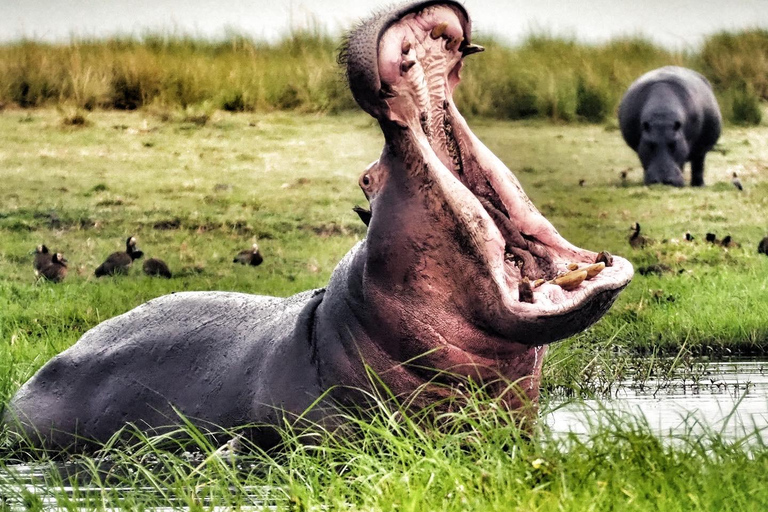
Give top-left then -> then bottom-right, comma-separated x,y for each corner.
690,153 -> 706,187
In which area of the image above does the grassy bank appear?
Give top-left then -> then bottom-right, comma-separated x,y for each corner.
0,30 -> 766,124
0,109 -> 767,399
1,107 -> 768,508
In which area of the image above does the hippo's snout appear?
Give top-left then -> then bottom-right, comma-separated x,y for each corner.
644,162 -> 685,187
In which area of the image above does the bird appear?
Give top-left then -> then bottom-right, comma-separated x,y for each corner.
720,235 -> 740,248
684,232 -> 694,242
629,222 -> 651,249
731,172 -> 743,191
758,236 -> 768,255
38,253 -> 68,283
95,236 -> 144,277
143,258 -> 172,278
578,179 -> 586,187
705,233 -> 719,244
637,263 -> 672,276
233,243 -> 263,266
32,244 -> 52,274
353,205 -> 371,226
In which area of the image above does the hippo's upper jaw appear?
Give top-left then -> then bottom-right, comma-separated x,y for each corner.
343,1 -> 633,347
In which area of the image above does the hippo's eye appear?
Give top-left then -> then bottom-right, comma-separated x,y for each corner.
642,122 -> 651,132
673,121 -> 681,131
362,174 -> 371,187
668,141 -> 676,152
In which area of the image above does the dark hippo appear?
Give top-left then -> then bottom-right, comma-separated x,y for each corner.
618,66 -> 722,187
3,1 -> 634,452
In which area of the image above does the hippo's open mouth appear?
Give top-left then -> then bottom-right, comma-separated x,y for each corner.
343,1 -> 633,344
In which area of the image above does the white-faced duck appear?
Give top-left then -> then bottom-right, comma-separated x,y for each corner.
629,222 -> 652,249
352,205 -> 372,226
95,236 -> 144,277
705,232 -> 719,244
143,258 -> 172,278
720,235 -> 740,248
233,243 -> 263,266
758,236 -> 768,256
732,172 -> 743,191
31,244 -> 52,274
39,253 -> 68,283
684,231 -> 694,242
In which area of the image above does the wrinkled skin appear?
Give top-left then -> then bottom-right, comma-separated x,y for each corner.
619,66 -> 722,187
3,1 -> 633,452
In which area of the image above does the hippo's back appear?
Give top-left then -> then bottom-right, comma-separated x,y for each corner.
4,290 -> 326,451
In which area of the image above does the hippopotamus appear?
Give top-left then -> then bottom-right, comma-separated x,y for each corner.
3,1 -> 633,452
618,66 -> 722,187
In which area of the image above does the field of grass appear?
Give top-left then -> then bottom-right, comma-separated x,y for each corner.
1,108 -> 767,508
0,29 -> 766,124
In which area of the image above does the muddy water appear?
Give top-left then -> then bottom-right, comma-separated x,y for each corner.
544,360 -> 768,443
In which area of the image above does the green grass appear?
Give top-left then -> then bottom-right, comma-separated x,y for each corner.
2,389 -> 767,511
0,30 -> 767,124
1,109 -> 768,508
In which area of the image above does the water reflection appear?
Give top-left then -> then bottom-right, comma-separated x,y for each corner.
544,360 -> 768,443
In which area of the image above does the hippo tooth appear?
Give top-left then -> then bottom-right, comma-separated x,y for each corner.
430,22 -> 448,39
552,269 -> 588,291
596,251 -> 614,267
532,278 -> 546,288
584,262 -> 606,279
401,40 -> 411,54
567,263 -> 579,271
518,277 -> 535,304
401,60 -> 416,74
461,43 -> 485,57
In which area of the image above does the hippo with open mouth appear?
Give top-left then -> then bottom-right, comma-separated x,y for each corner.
3,1 -> 633,451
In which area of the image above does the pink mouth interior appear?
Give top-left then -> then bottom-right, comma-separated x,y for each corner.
376,5 -> 633,315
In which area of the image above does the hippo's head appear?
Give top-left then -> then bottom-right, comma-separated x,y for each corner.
638,105 -> 689,187
341,2 -> 633,354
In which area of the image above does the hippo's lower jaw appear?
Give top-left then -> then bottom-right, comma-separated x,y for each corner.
345,1 -> 633,346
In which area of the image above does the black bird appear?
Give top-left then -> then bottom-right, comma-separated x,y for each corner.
637,263 -> 672,276
731,172 -> 743,191
578,179 -> 586,187
720,235 -> 740,248
233,243 -> 263,266
684,232 -> 694,242
353,205 -> 371,226
758,236 -> 768,256
95,236 -> 144,277
629,222 -> 651,249
39,253 -> 68,283
32,244 -> 52,273
705,233 -> 719,244
143,258 -> 172,278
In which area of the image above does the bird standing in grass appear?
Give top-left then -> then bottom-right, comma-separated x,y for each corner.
629,222 -> 651,249
32,244 -> 52,274
758,236 -> 768,255
234,243 -> 263,266
731,172 -> 743,191
720,235 -> 740,248
95,236 -> 144,277
353,205 -> 371,226
143,258 -> 172,278
39,253 -> 68,283
705,233 -> 719,244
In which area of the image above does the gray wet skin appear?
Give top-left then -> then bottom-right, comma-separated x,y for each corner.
4,1 -> 634,452
619,66 -> 722,187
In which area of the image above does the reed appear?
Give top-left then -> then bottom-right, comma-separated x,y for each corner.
0,30 -> 765,124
